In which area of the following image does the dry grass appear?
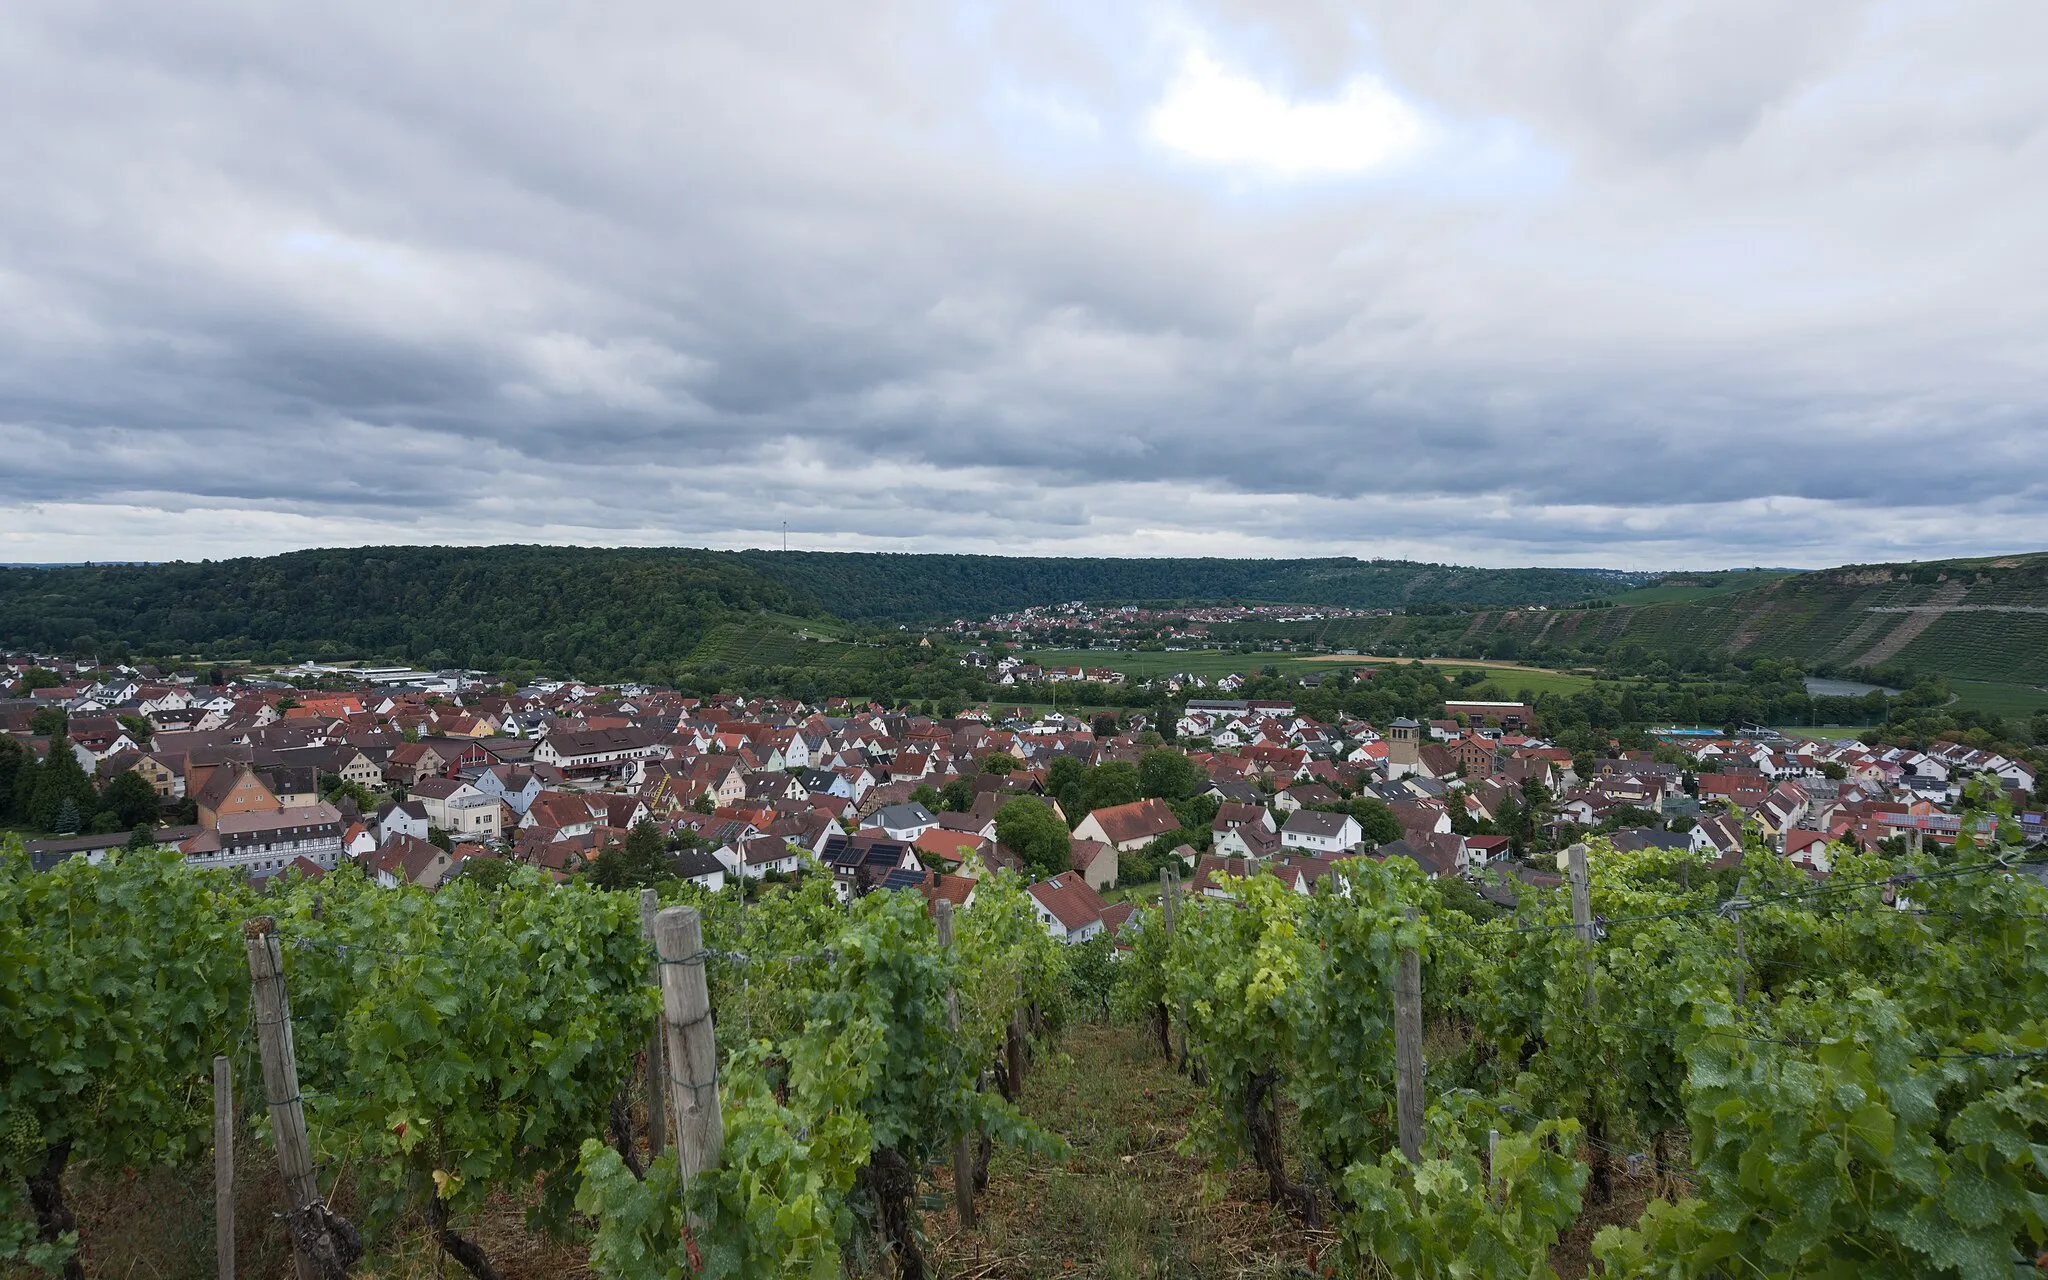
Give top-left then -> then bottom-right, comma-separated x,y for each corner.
924,1021 -> 1327,1280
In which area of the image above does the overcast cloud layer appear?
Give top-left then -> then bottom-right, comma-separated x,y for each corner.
3,1 -> 2045,569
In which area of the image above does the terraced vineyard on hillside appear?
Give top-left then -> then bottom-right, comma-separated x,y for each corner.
1202,556 -> 2048,688
1609,558 -> 2048,682
688,617 -> 876,672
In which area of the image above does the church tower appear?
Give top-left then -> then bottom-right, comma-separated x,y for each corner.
1387,717 -> 1421,778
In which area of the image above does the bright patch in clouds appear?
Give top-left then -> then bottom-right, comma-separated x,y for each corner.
1148,50 -> 1427,177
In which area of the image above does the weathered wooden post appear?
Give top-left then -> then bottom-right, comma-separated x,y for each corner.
935,899 -> 975,1226
1566,842 -> 1614,1202
1568,843 -> 1595,1011
213,1054 -> 234,1280
244,918 -> 355,1280
1156,867 -> 1177,1061
654,906 -> 724,1219
1392,907 -> 1425,1166
639,887 -> 666,1159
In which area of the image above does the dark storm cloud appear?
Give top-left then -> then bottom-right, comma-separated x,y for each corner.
3,0 -> 2047,565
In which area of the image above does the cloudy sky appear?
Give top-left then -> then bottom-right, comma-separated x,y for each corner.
3,1 -> 2044,569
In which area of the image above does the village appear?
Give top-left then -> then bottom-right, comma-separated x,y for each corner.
6,646 -> 2039,942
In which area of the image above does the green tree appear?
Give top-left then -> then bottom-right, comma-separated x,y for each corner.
458,857 -> 516,891
588,821 -> 673,891
100,769 -> 160,829
909,784 -> 944,812
939,775 -> 977,813
29,737 -> 97,833
1348,796 -> 1404,847
52,796 -> 82,835
1138,748 -> 1204,801
1046,755 -> 1088,826
995,797 -> 1071,879
15,666 -> 63,693
1081,761 -> 1141,814
28,707 -> 66,738
116,714 -> 154,749
980,752 -> 1018,776
0,736 -> 23,822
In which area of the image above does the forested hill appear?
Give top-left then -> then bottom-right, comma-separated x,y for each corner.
0,548 -> 1648,670
0,546 -> 818,675
18,545 -> 2038,687
734,552 -> 1642,620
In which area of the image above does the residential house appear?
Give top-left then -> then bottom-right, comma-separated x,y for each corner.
533,726 -> 665,779
194,764 -> 280,829
1066,837 -> 1118,892
385,741 -> 447,786
473,763 -> 546,816
376,799 -> 432,844
1280,809 -> 1362,855
866,802 -> 940,842
1072,798 -> 1180,853
177,802 -> 345,879
673,847 -> 730,892
369,833 -> 455,889
1377,832 -> 1468,879
409,776 -> 504,841
1213,820 -> 1282,860
1026,874 -> 1109,943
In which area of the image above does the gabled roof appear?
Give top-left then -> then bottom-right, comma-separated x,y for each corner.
1282,809 -> 1354,839
1027,874 -> 1107,931
1083,798 -> 1179,845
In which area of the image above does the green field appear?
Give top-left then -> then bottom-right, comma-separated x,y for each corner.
1945,679 -> 2048,719
1020,649 -> 1328,678
1019,649 -> 1596,697
1430,664 -> 1599,699
1772,725 -> 1879,741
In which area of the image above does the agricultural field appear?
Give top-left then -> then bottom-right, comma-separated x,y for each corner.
1019,648 -> 1598,698
1944,678 -> 2048,719
1405,662 -> 1598,700
1019,648 -> 1331,678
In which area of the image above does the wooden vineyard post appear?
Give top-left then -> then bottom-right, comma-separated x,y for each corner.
1006,983 -> 1028,1098
213,1054 -> 233,1280
1568,843 -> 1595,1011
639,887 -> 666,1159
1392,907 -> 1425,1166
1729,887 -> 1750,1008
1566,843 -> 1614,1204
654,906 -> 724,1221
935,899 -> 975,1227
1157,867 -> 1177,1062
244,917 -> 353,1280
